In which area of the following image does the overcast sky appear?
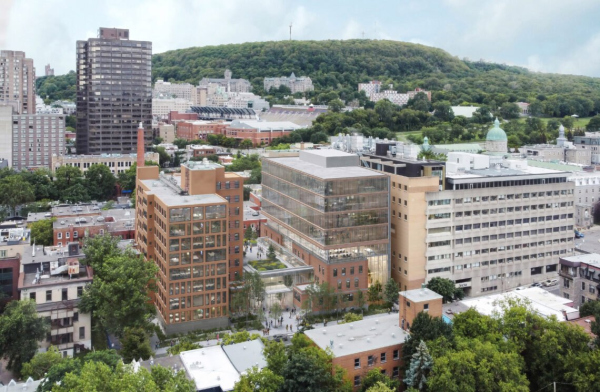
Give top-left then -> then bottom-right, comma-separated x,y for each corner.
3,0 -> 600,78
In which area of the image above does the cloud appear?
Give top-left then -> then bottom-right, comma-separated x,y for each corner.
342,19 -> 363,40
556,33 -> 600,76
0,0 -> 14,47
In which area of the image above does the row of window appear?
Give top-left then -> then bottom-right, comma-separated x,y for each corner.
29,286 -> 84,302
454,228 -> 574,244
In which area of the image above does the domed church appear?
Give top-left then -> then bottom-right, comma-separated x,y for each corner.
486,118 -> 508,153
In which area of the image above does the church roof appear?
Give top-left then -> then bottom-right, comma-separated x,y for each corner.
486,118 -> 507,142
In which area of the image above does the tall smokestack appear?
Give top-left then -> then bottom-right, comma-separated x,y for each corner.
137,122 -> 145,168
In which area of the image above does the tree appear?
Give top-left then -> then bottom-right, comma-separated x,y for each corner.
246,271 -> 266,310
234,366 -> 284,392
383,278 -> 400,307
356,289 -> 366,310
428,338 -> 529,392
245,225 -> 254,240
579,299 -> 600,317
21,346 -> 63,380
367,281 -> 382,302
155,146 -> 171,166
0,300 -> 49,374
168,339 -> 201,355
310,132 -> 329,144
38,358 -> 82,392
222,330 -> 261,345
264,340 -> 287,375
267,244 -> 277,261
366,382 -> 395,392
85,164 -> 117,200
20,168 -> 57,201
84,349 -> 122,370
403,340 -> 433,391
270,302 -> 283,321
359,368 -> 400,392
53,360 -> 194,392
426,277 -> 463,303
79,251 -> 158,336
55,165 -> 84,192
29,218 -> 55,246
62,183 -> 91,203
239,139 -> 254,151
283,275 -> 293,288
120,326 -> 154,363
82,234 -> 122,274
586,115 -> 600,131
328,98 -> 345,113
564,349 -> 600,392
280,346 -> 352,392
0,175 -> 35,215
499,102 -> 521,119
402,312 -> 453,363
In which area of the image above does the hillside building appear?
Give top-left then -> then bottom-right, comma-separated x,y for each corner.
264,72 -> 314,94
153,80 -> 194,101
520,125 -> 591,166
198,70 -> 251,93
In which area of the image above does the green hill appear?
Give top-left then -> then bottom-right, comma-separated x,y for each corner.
37,40 -> 600,117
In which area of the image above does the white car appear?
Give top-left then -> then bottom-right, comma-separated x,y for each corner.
542,279 -> 558,287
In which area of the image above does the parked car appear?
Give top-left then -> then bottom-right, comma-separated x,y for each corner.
575,230 -> 584,238
273,334 -> 288,342
542,279 -> 559,287
531,282 -> 542,287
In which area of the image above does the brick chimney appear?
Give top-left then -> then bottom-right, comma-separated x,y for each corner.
137,122 -> 145,167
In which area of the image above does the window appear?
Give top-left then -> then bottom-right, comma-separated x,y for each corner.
368,355 -> 374,366
30,292 -> 36,300
342,267 -> 346,276
354,376 -> 361,387
393,349 -> 399,360
354,278 -> 359,288
582,282 -> 586,290
393,366 -> 400,378
406,301 -> 411,307
381,352 -> 386,363
46,290 -> 52,301
354,358 -> 360,368
57,232 -> 62,239
424,303 -> 429,310
359,266 -> 363,274
79,327 -> 85,339
62,288 -> 68,301
77,286 -> 83,297
333,268 -> 337,277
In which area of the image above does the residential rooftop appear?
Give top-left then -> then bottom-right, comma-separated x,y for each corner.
21,262 -> 92,289
304,313 -> 409,358
222,339 -> 267,374
443,287 -> 578,322
179,346 -> 241,391
560,253 -> 600,268
140,178 -> 226,207
52,208 -> 135,229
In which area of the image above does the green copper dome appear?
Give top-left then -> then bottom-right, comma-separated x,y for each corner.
486,118 -> 507,142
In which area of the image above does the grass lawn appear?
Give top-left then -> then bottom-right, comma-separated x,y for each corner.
397,130 -> 422,142
249,259 -> 287,271
519,116 -> 592,128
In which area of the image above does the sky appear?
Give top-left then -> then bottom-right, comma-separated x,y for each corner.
2,0 -> 600,78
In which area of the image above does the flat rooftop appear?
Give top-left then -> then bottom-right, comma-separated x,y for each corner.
21,264 -> 91,289
52,208 -> 135,229
140,178 -> 226,207
222,339 -> 267,374
180,346 -> 240,391
560,253 -> 600,268
400,288 -> 443,303
304,313 -> 408,358
446,165 -> 563,179
446,287 -> 578,321
267,156 -> 384,180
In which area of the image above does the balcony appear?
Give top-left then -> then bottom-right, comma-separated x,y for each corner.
51,326 -> 74,336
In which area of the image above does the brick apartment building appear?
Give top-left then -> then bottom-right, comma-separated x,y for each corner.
136,149 -> 245,332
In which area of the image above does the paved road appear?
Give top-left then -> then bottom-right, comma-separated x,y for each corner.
575,225 -> 600,254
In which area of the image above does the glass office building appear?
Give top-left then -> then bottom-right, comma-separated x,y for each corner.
262,150 -> 390,284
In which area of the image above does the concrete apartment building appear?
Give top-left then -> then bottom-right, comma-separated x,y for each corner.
51,151 -> 159,175
52,208 -> 136,246
153,79 -> 194,101
260,150 -> 391,307
0,50 -> 36,114
135,132 -> 245,332
156,123 -> 175,143
568,171 -> 600,229
76,28 -> 152,154
0,106 -> 66,170
198,69 -> 252,93
264,72 -> 314,94
559,253 -> 600,307
152,98 -> 193,119
18,242 -> 92,357
362,148 -> 576,296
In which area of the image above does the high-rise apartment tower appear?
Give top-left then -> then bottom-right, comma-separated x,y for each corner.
0,51 -> 36,114
76,28 -> 152,154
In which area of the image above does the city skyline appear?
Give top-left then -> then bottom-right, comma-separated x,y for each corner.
2,0 -> 600,78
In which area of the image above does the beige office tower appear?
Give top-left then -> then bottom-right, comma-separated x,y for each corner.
0,51 -> 36,114
362,143 -> 576,297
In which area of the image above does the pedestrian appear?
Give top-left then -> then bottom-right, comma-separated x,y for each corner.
290,324 -> 293,332
286,325 -> 289,332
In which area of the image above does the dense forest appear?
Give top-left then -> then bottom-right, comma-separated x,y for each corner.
36,40 -> 600,118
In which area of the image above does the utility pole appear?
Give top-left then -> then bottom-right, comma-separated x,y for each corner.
289,22 -> 293,40
554,382 -> 556,392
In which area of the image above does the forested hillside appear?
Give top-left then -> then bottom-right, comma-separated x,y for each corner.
36,40 -> 600,118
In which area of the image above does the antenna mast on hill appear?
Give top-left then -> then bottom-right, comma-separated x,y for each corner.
289,22 -> 293,40
362,31 -> 365,39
